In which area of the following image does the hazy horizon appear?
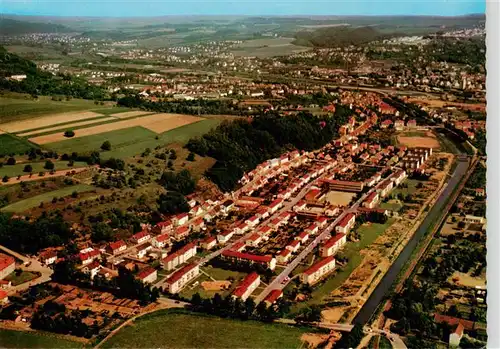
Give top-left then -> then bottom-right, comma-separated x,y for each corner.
0,0 -> 486,18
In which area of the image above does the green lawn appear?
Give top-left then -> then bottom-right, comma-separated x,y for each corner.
392,179 -> 422,197
180,267 -> 247,300
0,134 -> 37,157
379,335 -> 393,349
0,329 -> 83,348
44,118 -> 222,159
0,160 -> 88,178
102,309 -> 310,348
5,270 -> 40,286
1,184 -> 95,213
291,219 -> 395,312
379,201 -> 403,212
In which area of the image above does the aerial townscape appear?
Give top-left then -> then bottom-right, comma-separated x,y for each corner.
0,5 -> 488,349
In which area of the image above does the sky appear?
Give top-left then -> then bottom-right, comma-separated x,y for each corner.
0,0 -> 486,17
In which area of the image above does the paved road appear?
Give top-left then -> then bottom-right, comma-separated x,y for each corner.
352,157 -> 471,325
254,184 -> 378,304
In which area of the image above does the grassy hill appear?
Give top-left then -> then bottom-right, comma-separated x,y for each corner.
0,18 -> 71,35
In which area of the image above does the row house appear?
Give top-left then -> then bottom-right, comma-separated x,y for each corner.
268,198 -> 284,214
154,220 -> 173,234
217,230 -> 235,244
301,256 -> 336,285
264,289 -> 283,306
79,250 -> 101,266
106,240 -> 127,255
173,213 -> 189,226
286,240 -> 301,253
172,226 -> 190,241
246,233 -> 263,247
131,230 -> 151,245
246,215 -> 260,227
136,243 -> 153,259
191,217 -> 205,232
232,272 -> 260,301
336,213 -> 356,234
151,234 -> 170,249
363,192 -> 380,209
82,261 -> 101,280
164,263 -> 200,294
161,242 -> 197,271
234,222 -> 250,235
136,267 -> 157,284
189,205 -> 204,217
256,207 -> 270,220
232,241 -> 246,252
221,250 -> 277,270
277,249 -> 293,264
200,236 -> 217,250
316,216 -> 328,228
257,225 -> 273,237
39,250 -> 58,266
391,169 -> 407,186
294,200 -> 307,212
377,179 -> 394,198
394,119 -> 405,131
320,233 -> 347,257
305,223 -> 320,235
295,231 -> 309,244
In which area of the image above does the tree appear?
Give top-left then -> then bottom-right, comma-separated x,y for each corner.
186,152 -> 195,161
44,160 -> 55,170
169,149 -> 177,160
457,221 -> 466,229
64,130 -> 75,138
2,176 -> 9,183
101,141 -> 111,151
6,157 -> 16,165
23,164 -> 33,173
157,191 -> 189,215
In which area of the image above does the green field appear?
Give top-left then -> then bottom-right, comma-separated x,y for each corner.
44,118 -> 222,159
180,266 -> 247,300
5,270 -> 40,285
0,134 -> 37,156
0,95 -> 108,124
0,329 -> 84,348
291,219 -> 395,312
1,184 -> 95,212
102,309 -> 310,348
379,201 -> 403,212
0,160 -> 88,178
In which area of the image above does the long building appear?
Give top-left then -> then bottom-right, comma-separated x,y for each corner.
301,256 -> 336,285
232,272 -> 260,301
320,179 -> 364,192
161,242 -> 197,271
164,263 -> 200,294
320,233 -> 347,257
0,254 -> 15,280
221,250 -> 276,270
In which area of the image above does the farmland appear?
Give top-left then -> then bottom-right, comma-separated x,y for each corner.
231,38 -> 309,58
0,329 -> 83,349
0,160 -> 88,178
101,309 -> 312,348
0,134 -> 36,157
44,118 -> 222,159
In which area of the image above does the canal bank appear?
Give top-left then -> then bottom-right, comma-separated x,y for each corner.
352,156 -> 471,325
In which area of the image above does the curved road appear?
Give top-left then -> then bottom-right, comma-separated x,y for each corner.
353,157 -> 470,325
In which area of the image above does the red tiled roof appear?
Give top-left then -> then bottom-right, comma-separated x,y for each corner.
303,256 -> 335,275
264,289 -> 283,304
269,198 -> 283,209
162,242 -> 196,263
288,240 -> 300,248
166,263 -> 198,284
108,240 -> 126,251
365,191 -> 378,203
222,250 -> 272,263
156,220 -> 172,228
232,272 -> 259,298
86,260 -> 101,270
248,233 -> 261,242
155,233 -> 170,243
0,253 -> 15,272
337,213 -> 355,228
0,289 -> 8,300
434,314 -> 475,331
278,249 -> 292,257
137,267 -> 156,280
322,233 -> 346,249
132,230 -> 150,241
79,250 -> 101,262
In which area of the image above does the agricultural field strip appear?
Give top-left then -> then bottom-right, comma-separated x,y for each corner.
28,113 -> 204,145
111,110 -> 155,119
0,111 -> 104,133
17,117 -> 118,137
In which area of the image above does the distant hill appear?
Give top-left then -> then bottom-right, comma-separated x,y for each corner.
0,46 -> 40,77
293,26 -> 395,47
0,18 -> 72,35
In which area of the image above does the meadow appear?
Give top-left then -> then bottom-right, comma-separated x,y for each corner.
102,309 -> 311,348
0,160 -> 88,178
0,134 -> 37,156
0,329 -> 84,349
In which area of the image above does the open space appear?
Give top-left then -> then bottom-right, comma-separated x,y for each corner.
102,309 -> 311,348
323,191 -> 356,206
0,329 -> 83,348
0,134 -> 37,156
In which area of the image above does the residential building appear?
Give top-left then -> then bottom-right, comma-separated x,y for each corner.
39,250 -> 58,265
174,213 -> 189,226
295,231 -> 309,244
0,254 -> 15,280
264,289 -> 283,306
0,290 -> 8,305
277,249 -> 293,264
268,198 -> 284,214
221,250 -> 276,270
286,240 -> 301,253
200,236 -> 217,250
151,234 -> 170,249
82,261 -> 101,279
449,323 -> 464,347
321,179 -> 364,192
217,230 -> 235,244
173,226 -> 190,241
320,233 -> 347,257
246,233 -> 263,247
305,223 -> 319,235
106,240 -> 127,255
464,215 -> 486,224
161,242 -> 197,271
377,179 -> 394,198
363,192 -> 380,209
131,231 -> 151,245
136,267 -> 158,284
301,256 -> 336,285
232,272 -> 260,301
155,220 -> 173,234
136,243 -> 153,259
336,213 -> 356,234
164,263 -> 200,294
79,250 -> 101,266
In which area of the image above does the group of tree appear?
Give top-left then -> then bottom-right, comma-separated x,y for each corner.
31,300 -> 99,338
189,292 -> 290,323
186,108 -> 351,191
0,47 -> 107,99
209,256 -> 275,283
159,169 -> 196,195
52,259 -> 159,305
0,211 -> 71,254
